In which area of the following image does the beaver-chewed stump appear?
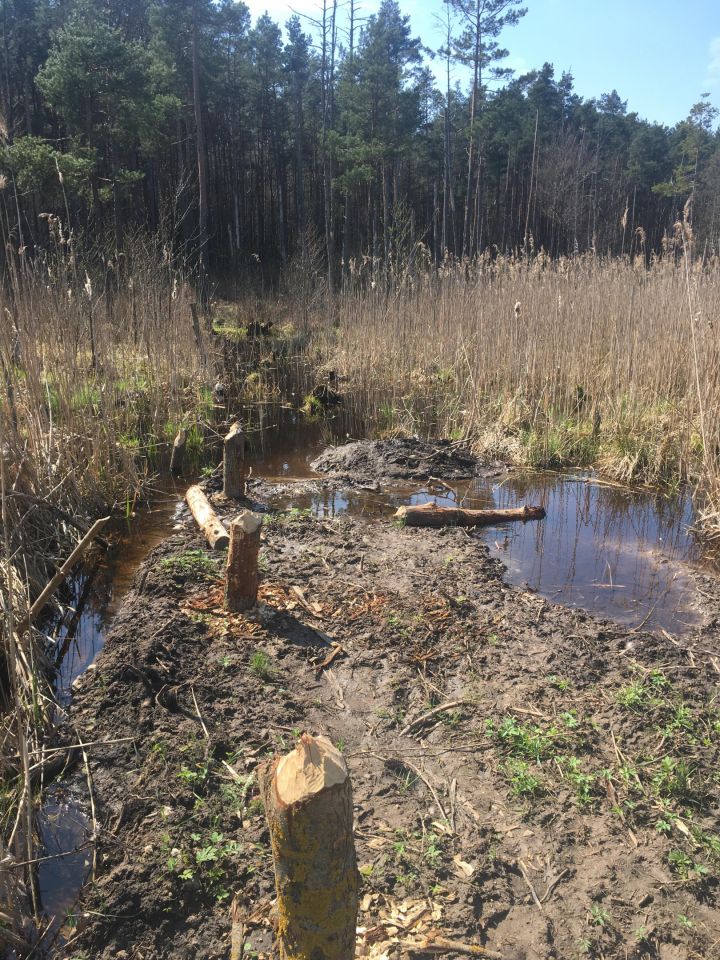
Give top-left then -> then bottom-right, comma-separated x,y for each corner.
224,510 -> 262,612
259,734 -> 359,960
169,428 -> 187,476
223,421 -> 246,498
395,501 -> 546,528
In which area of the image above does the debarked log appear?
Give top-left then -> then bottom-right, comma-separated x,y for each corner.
394,501 -> 546,528
185,484 -> 229,549
259,734 -> 359,960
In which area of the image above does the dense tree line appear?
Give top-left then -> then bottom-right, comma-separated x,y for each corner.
0,0 -> 718,285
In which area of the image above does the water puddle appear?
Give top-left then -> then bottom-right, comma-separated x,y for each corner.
35,405 -> 714,949
267,472 -> 704,634
37,483 -> 187,946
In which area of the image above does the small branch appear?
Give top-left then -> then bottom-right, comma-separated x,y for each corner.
17,516 -> 110,632
541,867 -> 570,904
400,700 -> 471,737
518,860 -> 543,911
398,758 -> 450,826
191,686 -> 210,741
407,934 -> 503,958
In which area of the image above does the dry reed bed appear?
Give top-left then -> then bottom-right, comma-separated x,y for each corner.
0,239 -> 213,946
0,240 -> 719,943
331,253 -> 720,537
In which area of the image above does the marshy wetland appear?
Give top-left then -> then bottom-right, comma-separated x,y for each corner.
3,0 -> 720,953
16,391 -> 720,960
2,241 -> 720,960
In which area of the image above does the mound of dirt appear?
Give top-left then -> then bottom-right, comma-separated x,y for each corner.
310,438 -> 485,484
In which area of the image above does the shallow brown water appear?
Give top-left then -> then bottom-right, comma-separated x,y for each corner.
37,404 -> 713,947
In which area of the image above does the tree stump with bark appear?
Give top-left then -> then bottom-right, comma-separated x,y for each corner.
224,511 -> 263,612
223,421 -> 246,498
260,734 -> 359,960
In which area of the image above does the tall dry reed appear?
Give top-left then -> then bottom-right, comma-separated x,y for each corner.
327,249 -> 720,538
0,227 -> 215,942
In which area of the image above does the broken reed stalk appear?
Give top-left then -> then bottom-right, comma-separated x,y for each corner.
1,446 -> 40,926
170,428 -> 187,476
225,511 -> 263,612
259,734 -> 359,960
223,421 -> 246,498
16,516 -> 110,634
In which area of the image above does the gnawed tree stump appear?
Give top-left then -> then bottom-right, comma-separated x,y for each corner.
225,511 -> 263,612
395,501 -> 546,528
185,485 -> 229,549
260,735 -> 359,960
169,428 -> 187,475
223,421 -> 246,498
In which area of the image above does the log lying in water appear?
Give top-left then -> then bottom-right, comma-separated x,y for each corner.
395,501 -> 546,528
185,485 -> 229,549
259,734 -> 358,960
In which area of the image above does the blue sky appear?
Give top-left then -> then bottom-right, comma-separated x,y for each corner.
244,0 -> 720,128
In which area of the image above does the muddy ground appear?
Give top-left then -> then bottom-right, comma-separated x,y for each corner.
310,438 -> 504,486
59,475 -> 720,960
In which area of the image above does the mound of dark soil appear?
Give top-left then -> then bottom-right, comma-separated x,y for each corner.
310,438 -> 483,484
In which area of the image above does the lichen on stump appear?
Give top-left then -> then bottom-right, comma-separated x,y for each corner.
259,734 -> 359,960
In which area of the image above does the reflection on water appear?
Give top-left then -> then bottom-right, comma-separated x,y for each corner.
37,785 -> 90,929
483,475 -> 701,633
267,471 -> 704,635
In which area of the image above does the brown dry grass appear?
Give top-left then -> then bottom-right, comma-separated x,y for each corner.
327,250 -> 720,539
0,233 -> 215,941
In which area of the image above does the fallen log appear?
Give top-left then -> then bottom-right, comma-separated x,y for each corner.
260,734 -> 359,960
394,501 -> 546,528
185,485 -> 229,549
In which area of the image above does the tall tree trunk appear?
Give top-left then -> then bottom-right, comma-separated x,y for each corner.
462,8 -> 481,258
192,2 -> 209,292
321,0 -> 337,296
340,0 -> 355,288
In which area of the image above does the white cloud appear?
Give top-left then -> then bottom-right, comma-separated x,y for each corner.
245,0 -> 320,25
705,36 -> 720,88
505,54 -> 529,76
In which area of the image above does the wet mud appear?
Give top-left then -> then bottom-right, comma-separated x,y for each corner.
57,481 -> 720,960
309,438 -> 498,485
